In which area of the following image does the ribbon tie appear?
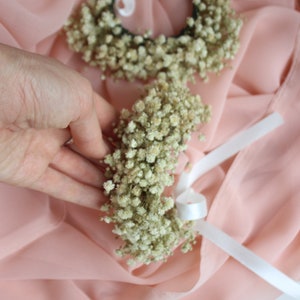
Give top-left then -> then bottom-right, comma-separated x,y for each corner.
175,112 -> 300,299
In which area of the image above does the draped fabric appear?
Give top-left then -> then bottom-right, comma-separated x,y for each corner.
0,1 -> 299,299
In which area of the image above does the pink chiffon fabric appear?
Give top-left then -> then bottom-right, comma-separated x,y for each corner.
0,1 -> 300,299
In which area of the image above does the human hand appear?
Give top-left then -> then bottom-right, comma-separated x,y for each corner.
0,44 -> 116,209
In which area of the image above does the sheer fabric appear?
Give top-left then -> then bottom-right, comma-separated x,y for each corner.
0,1 -> 299,299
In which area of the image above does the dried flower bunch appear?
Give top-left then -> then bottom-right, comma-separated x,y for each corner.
64,0 -> 242,82
64,0 -> 241,264
101,80 -> 211,264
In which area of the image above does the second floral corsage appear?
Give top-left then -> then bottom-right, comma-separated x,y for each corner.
101,80 -> 211,265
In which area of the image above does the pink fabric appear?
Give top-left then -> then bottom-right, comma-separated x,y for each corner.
0,0 -> 300,299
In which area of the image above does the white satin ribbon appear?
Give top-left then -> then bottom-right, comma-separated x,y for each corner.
115,0 -> 135,17
175,112 -> 300,299
277,289 -> 300,300
196,220 -> 300,299
176,112 -> 284,196
176,193 -> 300,299
176,188 -> 207,220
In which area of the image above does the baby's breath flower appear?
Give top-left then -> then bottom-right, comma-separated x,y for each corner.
103,180 -> 115,194
99,80 -> 210,264
198,133 -> 206,141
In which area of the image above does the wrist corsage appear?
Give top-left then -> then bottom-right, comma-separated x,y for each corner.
64,0 -> 242,82
101,80 -> 210,264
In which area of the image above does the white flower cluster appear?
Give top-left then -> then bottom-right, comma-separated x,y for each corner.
64,0 -> 242,81
101,80 -> 210,264
63,0 -> 242,264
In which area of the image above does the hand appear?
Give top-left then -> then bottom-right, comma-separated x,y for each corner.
0,44 -> 116,209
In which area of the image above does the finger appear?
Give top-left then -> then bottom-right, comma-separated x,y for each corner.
31,167 -> 107,209
69,107 -> 109,159
93,92 -> 118,135
50,146 -> 105,188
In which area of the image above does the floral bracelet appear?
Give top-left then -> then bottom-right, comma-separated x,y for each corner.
101,80 -> 210,265
64,0 -> 242,82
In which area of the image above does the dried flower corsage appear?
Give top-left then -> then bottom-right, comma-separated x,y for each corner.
101,80 -> 211,264
64,0 -> 242,82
